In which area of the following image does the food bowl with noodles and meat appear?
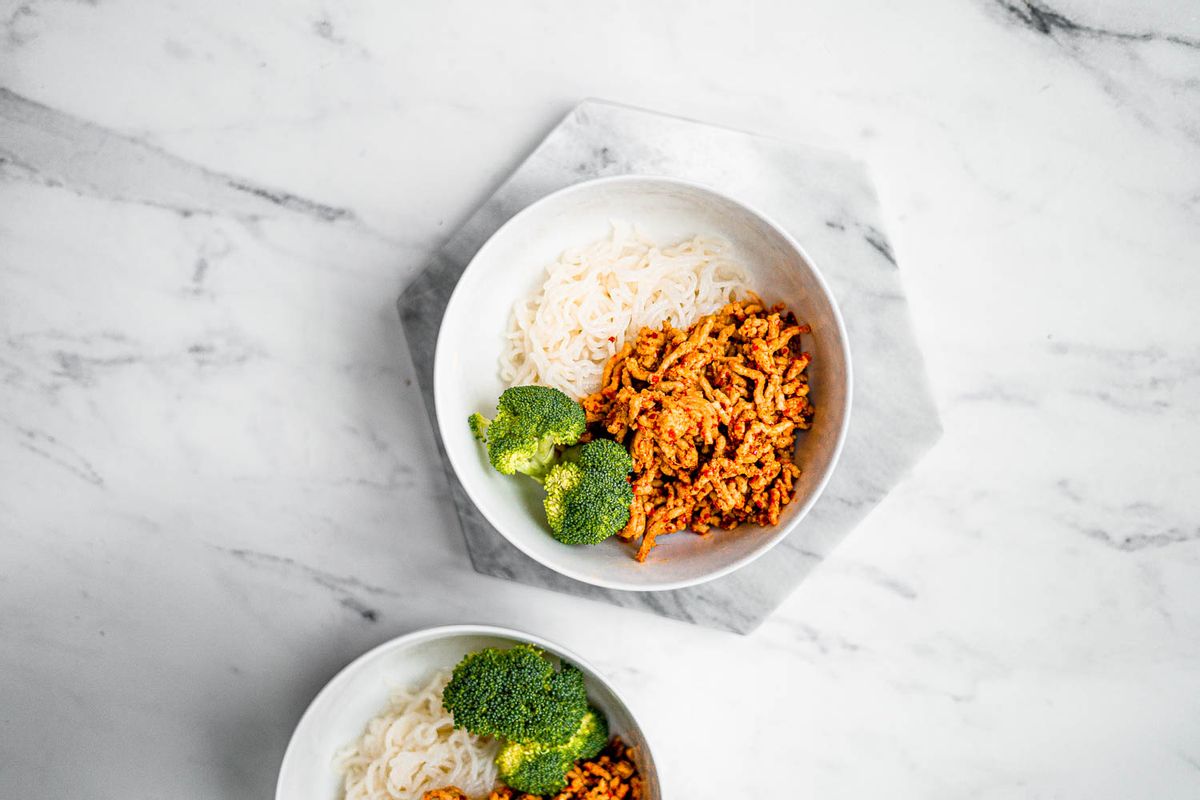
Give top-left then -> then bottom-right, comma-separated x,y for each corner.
276,625 -> 660,800
434,176 -> 851,591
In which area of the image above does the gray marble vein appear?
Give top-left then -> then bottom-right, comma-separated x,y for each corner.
985,0 -> 1200,144
993,0 -> 1200,47
0,88 -> 357,226
399,100 -> 942,633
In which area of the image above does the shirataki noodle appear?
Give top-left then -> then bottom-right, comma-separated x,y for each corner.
500,224 -> 748,399
334,670 -> 499,800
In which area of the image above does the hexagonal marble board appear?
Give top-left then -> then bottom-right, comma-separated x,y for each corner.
398,100 -> 941,634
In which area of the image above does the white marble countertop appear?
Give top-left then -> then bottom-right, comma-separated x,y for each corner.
2,2 -> 1198,798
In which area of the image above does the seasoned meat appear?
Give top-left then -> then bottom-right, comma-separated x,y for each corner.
423,789 -> 469,800
583,295 -> 813,561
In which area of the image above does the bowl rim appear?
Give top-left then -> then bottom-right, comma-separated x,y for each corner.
433,173 -> 853,591
274,622 -> 660,800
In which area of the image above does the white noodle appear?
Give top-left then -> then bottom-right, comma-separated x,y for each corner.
499,224 -> 749,399
334,671 -> 499,800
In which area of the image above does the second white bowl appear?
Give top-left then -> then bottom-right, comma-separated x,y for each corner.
276,624 -> 660,800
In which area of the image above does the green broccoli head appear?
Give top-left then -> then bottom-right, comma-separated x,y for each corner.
467,386 -> 586,480
441,643 -> 588,746
495,742 -> 571,796
561,705 -> 608,761
543,438 -> 634,545
542,462 -> 583,533
495,707 -> 609,795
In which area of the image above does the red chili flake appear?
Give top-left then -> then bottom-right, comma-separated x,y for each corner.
608,336 -> 616,342
650,375 -> 660,384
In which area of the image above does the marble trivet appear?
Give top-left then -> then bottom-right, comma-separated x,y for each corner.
398,99 -> 941,633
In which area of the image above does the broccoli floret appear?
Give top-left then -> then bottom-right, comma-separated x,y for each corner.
468,412 -> 490,441
468,386 -> 586,480
495,708 -> 609,795
543,438 -> 634,545
441,644 -> 588,746
495,743 -> 570,796
562,705 -> 608,761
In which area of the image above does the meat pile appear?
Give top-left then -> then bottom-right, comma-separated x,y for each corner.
583,295 -> 814,561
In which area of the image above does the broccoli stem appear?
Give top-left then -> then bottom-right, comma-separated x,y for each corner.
524,437 -> 558,484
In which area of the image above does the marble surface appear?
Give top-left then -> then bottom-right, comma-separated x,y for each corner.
400,100 -> 941,633
2,1 -> 1199,798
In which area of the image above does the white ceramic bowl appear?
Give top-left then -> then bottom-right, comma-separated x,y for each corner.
276,624 -> 660,800
435,175 -> 851,591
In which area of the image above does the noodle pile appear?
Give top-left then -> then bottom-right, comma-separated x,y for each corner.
500,225 -> 748,399
335,671 -> 499,800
